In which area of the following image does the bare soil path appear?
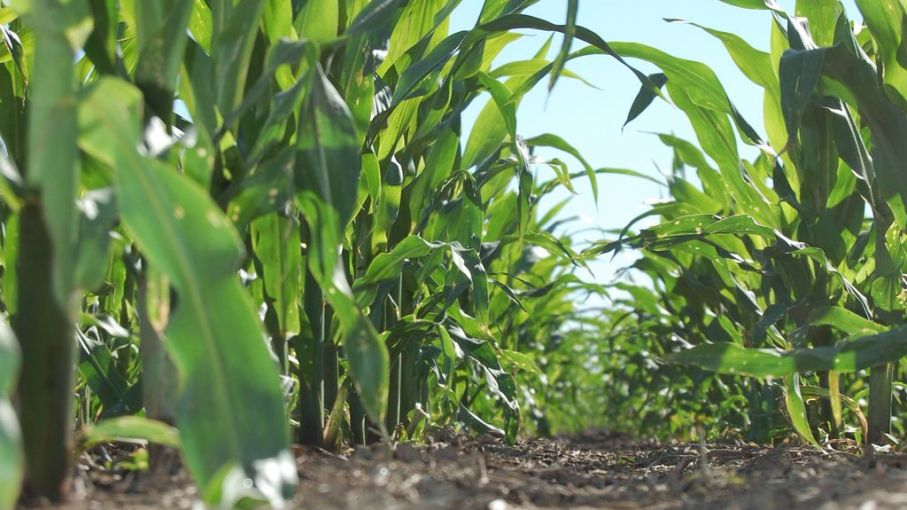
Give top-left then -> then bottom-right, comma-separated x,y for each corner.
21,431 -> 907,509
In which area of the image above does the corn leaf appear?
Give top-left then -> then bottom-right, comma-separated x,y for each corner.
0,321 -> 22,510
82,416 -> 180,449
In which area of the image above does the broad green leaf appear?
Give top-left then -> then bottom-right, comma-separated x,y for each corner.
795,0 -> 843,47
779,48 -> 825,141
263,0 -> 294,42
680,21 -> 786,150
855,0 -> 907,107
227,148 -> 297,230
409,126 -> 458,216
79,78 -> 296,506
608,41 -> 765,212
294,0 -> 337,41
131,0 -> 194,120
252,213 -> 302,337
392,30 -> 467,104
83,0 -> 118,75
371,157 -> 402,252
0,9 -> 17,25
806,306 -> 885,334
82,416 -> 180,449
0,320 -> 22,510
76,329 -> 128,410
784,374 -> 822,448
211,0 -> 266,117
345,0 -> 403,36
378,0 -> 450,74
189,0 -> 213,51
72,188 -> 117,290
666,323 -> 907,377
780,26 -> 907,216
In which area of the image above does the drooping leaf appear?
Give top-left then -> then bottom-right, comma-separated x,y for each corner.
623,72 -> 668,128
547,0 -> 577,93
667,323 -> 907,377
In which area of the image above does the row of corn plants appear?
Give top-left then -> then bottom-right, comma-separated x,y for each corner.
584,0 -> 907,446
0,0 -> 665,507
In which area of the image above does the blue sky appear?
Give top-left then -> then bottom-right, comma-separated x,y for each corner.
451,0 -> 860,283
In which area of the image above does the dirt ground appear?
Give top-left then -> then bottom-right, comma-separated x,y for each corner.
20,430 -> 907,509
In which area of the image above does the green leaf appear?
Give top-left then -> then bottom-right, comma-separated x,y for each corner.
779,48 -> 825,141
477,14 -> 656,90
211,0 -> 267,117
131,0 -> 194,120
83,0 -> 118,75
262,0 -> 294,42
718,0 -> 778,9
779,31 -> 907,215
795,0 -> 844,47
371,156 -> 403,251
855,0 -> 907,106
82,416 -> 180,449
547,0 -> 577,93
392,30 -> 468,104
76,329 -> 128,410
79,77 -> 296,506
666,323 -> 907,377
784,374 -> 822,448
344,0 -> 403,36
294,0 -> 337,42
525,133 -> 600,203
806,306 -> 885,335
252,214 -> 302,337
0,320 -> 22,510
363,236 -> 434,284
72,188 -> 117,290
188,0 -> 213,52
624,72 -> 667,128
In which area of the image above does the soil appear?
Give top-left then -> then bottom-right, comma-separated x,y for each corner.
19,431 -> 907,510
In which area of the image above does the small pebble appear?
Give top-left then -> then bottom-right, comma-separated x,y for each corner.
487,498 -> 508,510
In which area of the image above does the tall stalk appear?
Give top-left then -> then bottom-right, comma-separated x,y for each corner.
137,268 -> 176,471
14,0 -> 82,499
868,363 -> 893,445
13,203 -> 75,500
299,262 -> 325,445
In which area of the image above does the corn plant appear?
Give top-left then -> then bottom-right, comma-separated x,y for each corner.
592,0 -> 907,446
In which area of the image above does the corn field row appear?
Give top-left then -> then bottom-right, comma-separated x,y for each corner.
1,0 -> 907,508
